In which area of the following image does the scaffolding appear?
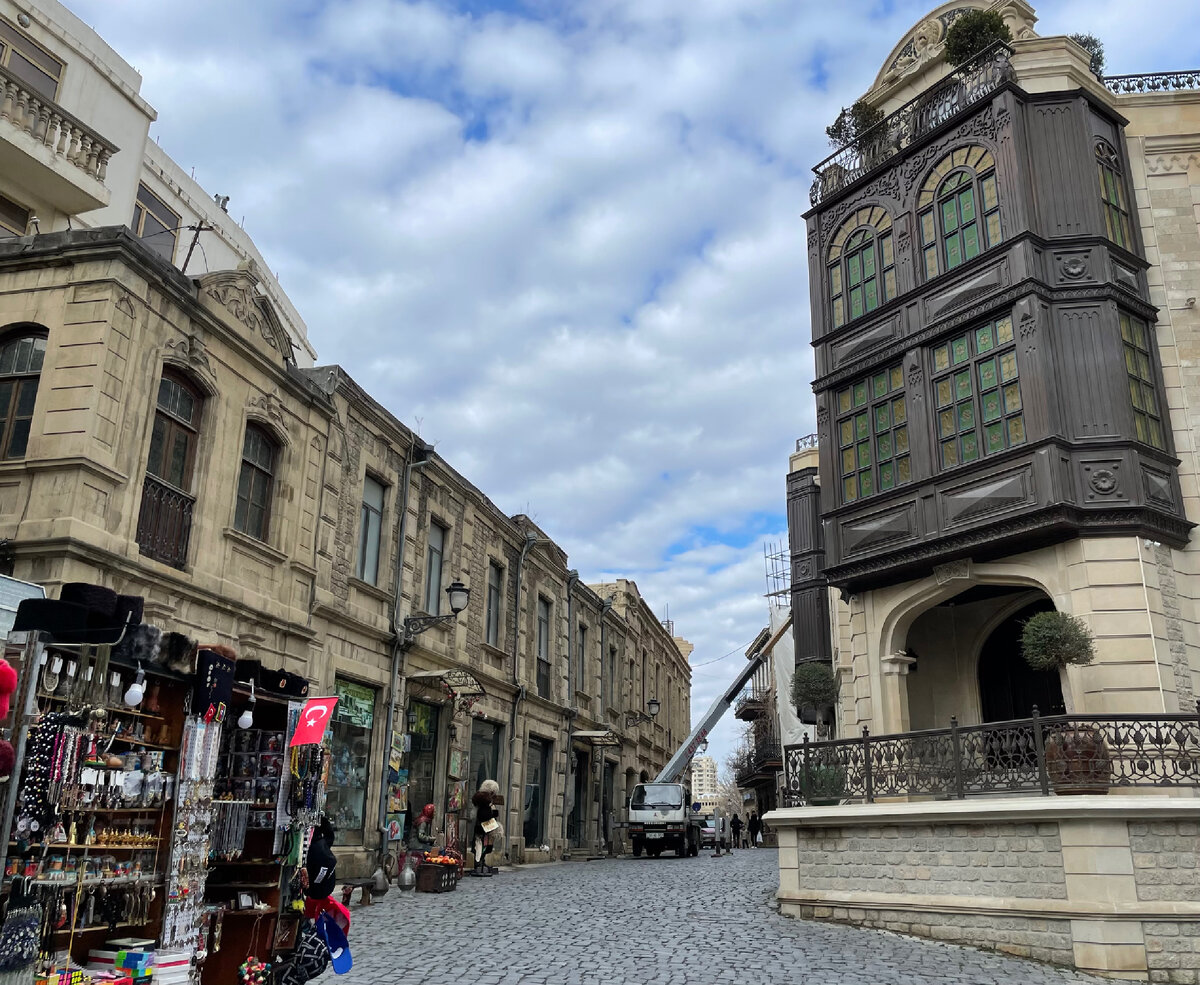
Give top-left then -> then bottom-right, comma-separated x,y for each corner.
764,539 -> 789,599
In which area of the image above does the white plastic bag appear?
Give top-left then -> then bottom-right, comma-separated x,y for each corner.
756,832 -> 763,845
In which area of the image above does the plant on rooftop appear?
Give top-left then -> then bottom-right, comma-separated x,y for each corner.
1068,33 -> 1106,77
791,660 -> 839,717
943,9 -> 1012,67
825,99 -> 884,149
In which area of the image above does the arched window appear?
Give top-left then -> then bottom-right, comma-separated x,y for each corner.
827,206 -> 895,329
138,369 -> 203,568
0,330 -> 46,459
235,424 -> 278,541
1096,138 -> 1132,249
918,146 -> 1002,280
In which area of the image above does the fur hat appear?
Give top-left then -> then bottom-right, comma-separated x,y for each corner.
479,779 -> 500,797
163,632 -> 196,674
114,624 -> 162,665
0,657 -> 17,721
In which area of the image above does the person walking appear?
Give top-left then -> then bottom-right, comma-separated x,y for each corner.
748,811 -> 762,847
729,813 -> 743,852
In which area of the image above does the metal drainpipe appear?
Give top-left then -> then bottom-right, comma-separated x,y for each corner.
562,571 -> 579,849
377,441 -> 433,838
595,597 -> 612,854
505,531 -> 539,854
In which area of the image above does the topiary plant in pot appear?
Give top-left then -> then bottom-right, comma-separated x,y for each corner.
1021,611 -> 1110,795
943,9 -> 1012,67
791,661 -> 839,724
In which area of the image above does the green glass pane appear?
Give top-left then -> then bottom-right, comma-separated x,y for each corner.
1124,347 -> 1138,375
979,358 -> 997,391
936,378 -> 952,407
961,431 -> 980,462
897,456 -> 911,483
862,247 -> 875,278
1135,414 -> 1149,443
856,413 -> 869,439
981,174 -> 998,211
996,316 -> 1014,344
865,279 -> 878,311
1149,418 -> 1164,448
892,396 -> 906,424
884,269 -> 896,300
999,351 -> 1018,383
924,246 -> 939,279
921,211 -> 936,245
946,233 -> 962,269
890,366 -> 903,391
1137,351 -> 1152,380
1142,383 -> 1157,414
895,426 -> 909,454
842,447 -> 856,475
1129,378 -> 1143,411
877,433 -> 893,460
840,418 -> 854,445
873,373 -> 888,398
857,441 -> 871,468
963,223 -> 980,260
933,346 -> 950,372
829,266 -> 842,296
879,462 -> 895,491
958,188 -> 976,224
848,254 -> 861,286
1003,383 -> 1022,414
881,235 -> 894,267
1008,416 -> 1026,445
982,390 -> 1001,423
833,303 -> 845,330
843,477 -> 857,502
875,405 -> 890,433
1133,320 -> 1146,347
958,402 -> 975,431
941,440 -> 959,468
854,383 -> 867,407
838,389 -> 852,413
859,472 -> 873,497
986,212 -> 1002,248
975,324 -> 994,353
1119,314 -> 1133,343
939,409 -> 956,439
952,336 -> 969,365
942,198 -> 959,232
955,370 -> 972,401
985,422 -> 1005,453
850,287 -> 863,318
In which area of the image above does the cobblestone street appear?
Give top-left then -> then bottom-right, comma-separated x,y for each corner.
336,849 -> 1109,985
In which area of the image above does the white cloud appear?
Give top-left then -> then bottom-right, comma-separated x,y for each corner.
66,0 -> 1192,771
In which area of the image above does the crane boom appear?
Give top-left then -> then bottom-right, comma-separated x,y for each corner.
654,613 -> 793,783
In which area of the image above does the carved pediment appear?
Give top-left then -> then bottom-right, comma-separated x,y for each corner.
197,262 -> 296,366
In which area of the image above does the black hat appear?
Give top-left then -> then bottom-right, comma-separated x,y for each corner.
12,582 -> 142,644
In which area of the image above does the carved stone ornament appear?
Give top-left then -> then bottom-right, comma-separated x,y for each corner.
1088,467 -> 1118,496
1059,255 -> 1089,280
164,333 -> 216,385
895,227 -> 911,258
933,559 -> 971,585
820,168 -> 902,239
115,294 -> 136,319
197,263 -> 296,366
248,388 -> 289,435
907,362 -> 923,390
816,406 -> 829,427
882,8 -> 974,85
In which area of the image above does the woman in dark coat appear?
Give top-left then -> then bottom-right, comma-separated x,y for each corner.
730,813 -> 743,851
470,779 -> 500,877
748,811 -> 762,847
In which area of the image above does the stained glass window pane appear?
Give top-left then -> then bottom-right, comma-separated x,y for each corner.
981,175 -> 998,210
996,316 -> 1014,344
1129,378 -> 1143,411
942,440 -> 958,467
840,419 -> 854,445
936,378 -> 952,407
999,351 -> 1018,382
1124,347 -> 1138,375
856,413 -> 868,439
939,409 -> 956,439
859,472 -> 873,497
955,370 -> 972,401
884,269 -> 897,299
842,448 -> 856,475
976,325 -> 994,353
963,224 -> 980,259
873,373 -> 888,398
979,358 -> 997,390
924,246 -> 939,279
952,336 -> 969,365
942,198 -> 959,232
857,442 -> 871,468
897,456 -> 911,483
843,477 -> 857,502
875,405 -> 890,432
1135,415 -> 1149,443
890,366 -> 903,391
1137,351 -> 1152,380
934,346 -> 950,372
865,280 -> 878,311
848,255 -> 861,286
854,383 -> 867,407
830,266 -> 842,295
921,212 -> 936,245
958,402 -> 975,431
862,248 -> 875,278
1003,383 -> 1022,414
985,422 -> 1005,453
850,287 -> 863,318
1008,416 -> 1026,445
877,433 -> 893,459
961,431 -> 980,462
892,396 -> 906,424
1133,320 -> 1146,347
958,188 -> 976,224
982,390 -> 1001,423
1149,418 -> 1163,448
895,427 -> 909,454
833,304 -> 845,329
881,236 -> 894,267
880,462 -> 895,490
1142,383 -> 1157,414
946,233 -> 962,269
986,212 -> 1002,248
838,389 -> 852,413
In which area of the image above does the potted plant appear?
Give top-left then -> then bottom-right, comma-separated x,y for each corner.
1020,611 -> 1110,795
804,762 -> 846,807
791,661 -> 839,724
943,9 -> 1012,67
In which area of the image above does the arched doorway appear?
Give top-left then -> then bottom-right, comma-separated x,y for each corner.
977,599 -> 1065,720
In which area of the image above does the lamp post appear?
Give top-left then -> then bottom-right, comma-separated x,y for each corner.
400,581 -> 470,648
624,697 -> 660,730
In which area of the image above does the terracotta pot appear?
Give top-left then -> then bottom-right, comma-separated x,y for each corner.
1044,726 -> 1111,795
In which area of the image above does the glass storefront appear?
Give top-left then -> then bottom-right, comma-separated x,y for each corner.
328,678 -> 376,846
405,700 -> 440,843
523,736 -> 551,848
470,719 -> 502,793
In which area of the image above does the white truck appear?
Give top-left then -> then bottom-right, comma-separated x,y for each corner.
626,615 -> 790,859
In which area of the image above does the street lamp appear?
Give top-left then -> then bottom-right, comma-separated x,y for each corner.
625,697 -> 660,729
697,738 -> 708,755
400,581 -> 471,647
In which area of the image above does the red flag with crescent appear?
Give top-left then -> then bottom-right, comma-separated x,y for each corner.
290,696 -> 338,747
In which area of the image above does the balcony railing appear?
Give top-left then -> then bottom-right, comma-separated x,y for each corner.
810,43 -> 1014,206
734,686 -> 770,721
783,705 -> 1200,805
136,475 -> 194,569
1102,70 -> 1200,94
0,64 -> 117,184
736,738 -> 784,785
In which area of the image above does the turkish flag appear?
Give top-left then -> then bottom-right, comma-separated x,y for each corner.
290,696 -> 338,747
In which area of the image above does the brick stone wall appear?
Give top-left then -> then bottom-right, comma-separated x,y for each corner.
1131,822 -> 1200,903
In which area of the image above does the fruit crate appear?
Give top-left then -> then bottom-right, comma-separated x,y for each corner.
415,863 -> 456,893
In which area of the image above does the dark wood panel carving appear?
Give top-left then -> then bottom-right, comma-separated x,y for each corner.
840,502 -> 918,556
939,467 -> 1033,528
830,318 -> 900,369
923,259 -> 1010,320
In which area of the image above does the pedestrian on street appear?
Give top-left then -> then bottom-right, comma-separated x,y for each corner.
729,813 -> 742,851
748,811 -> 761,847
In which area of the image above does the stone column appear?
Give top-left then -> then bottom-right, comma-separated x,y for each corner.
879,651 -> 917,734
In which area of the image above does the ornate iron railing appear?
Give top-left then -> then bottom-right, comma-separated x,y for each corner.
810,43 -> 1014,206
783,705 -> 1200,805
1102,71 -> 1200,94
136,474 -> 194,569
737,737 -> 783,786
734,686 -> 770,720
795,433 -> 819,452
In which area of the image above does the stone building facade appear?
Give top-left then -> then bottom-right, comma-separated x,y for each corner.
0,0 -> 692,875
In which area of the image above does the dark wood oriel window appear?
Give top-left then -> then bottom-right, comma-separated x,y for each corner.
234,424 -> 277,541
1121,312 -> 1164,449
836,363 -> 909,503
1096,138 -> 1132,250
138,371 -> 201,568
919,146 -> 1002,279
0,331 -> 45,459
932,315 -> 1025,469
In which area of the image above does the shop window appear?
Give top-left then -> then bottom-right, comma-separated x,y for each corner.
424,520 -> 446,613
826,205 -> 895,329
130,183 -> 180,264
234,424 -> 277,541
1121,312 -> 1165,449
918,145 -> 1002,279
0,329 -> 45,459
0,194 -> 29,238
137,369 -> 202,568
931,315 -> 1026,469
0,16 -> 63,101
405,700 -> 440,844
536,596 -> 551,698
1096,138 -> 1132,250
328,679 -> 376,846
523,736 -> 552,848
485,560 -> 503,647
356,475 -> 386,584
835,363 -> 909,504
470,719 -> 503,793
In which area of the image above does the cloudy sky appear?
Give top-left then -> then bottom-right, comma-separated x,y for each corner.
71,0 -> 1200,771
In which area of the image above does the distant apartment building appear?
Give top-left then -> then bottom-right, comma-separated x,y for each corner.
690,755 -> 718,797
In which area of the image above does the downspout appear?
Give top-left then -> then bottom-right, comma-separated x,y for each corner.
377,439 -> 433,839
505,531 -> 539,854
562,570 -> 579,851
596,597 -> 613,855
